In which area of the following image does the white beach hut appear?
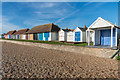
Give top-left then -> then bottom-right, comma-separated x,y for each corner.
87,17 -> 120,47
59,28 -> 71,42
67,26 -> 87,42
67,30 -> 74,42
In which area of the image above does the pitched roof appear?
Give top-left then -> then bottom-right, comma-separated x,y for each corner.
27,23 -> 60,33
61,28 -> 71,32
62,29 -> 71,32
78,27 -> 87,31
89,17 -> 120,29
13,28 -> 29,35
71,29 -> 75,32
5,30 -> 16,35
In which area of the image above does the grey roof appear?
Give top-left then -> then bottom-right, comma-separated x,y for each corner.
78,27 -> 87,31
27,23 -> 60,33
62,29 -> 71,32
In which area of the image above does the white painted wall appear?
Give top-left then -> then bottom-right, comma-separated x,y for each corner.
74,27 -> 87,42
0,34 -> 1,38
59,29 -> 65,41
67,31 -> 74,42
82,31 -> 86,42
51,32 -> 58,41
43,32 -> 58,41
86,30 -> 95,43
22,34 -> 26,40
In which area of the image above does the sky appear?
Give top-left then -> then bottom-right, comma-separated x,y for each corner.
1,2 -> 119,34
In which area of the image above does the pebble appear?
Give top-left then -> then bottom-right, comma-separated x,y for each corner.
1,42 -> 118,78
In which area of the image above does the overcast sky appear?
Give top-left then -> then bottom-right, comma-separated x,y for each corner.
1,2 -> 119,33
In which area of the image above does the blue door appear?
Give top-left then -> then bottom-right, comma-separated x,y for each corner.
39,33 -> 43,41
101,29 -> 111,45
44,32 -> 49,41
75,31 -> 80,41
9,35 -> 11,39
17,35 -> 19,39
101,29 -> 116,46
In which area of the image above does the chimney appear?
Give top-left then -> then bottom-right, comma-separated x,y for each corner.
83,25 -> 87,29
66,27 -> 68,30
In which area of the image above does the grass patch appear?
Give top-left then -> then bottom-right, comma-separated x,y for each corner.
115,56 -> 120,60
1,38 -> 93,47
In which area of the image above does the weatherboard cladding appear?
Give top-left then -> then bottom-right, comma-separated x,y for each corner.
29,34 -> 33,40
27,23 -> 60,34
59,29 -> 71,41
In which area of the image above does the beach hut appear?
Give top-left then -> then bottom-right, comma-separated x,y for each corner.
5,30 -> 16,39
0,34 -> 2,38
27,23 -> 60,41
14,29 -> 29,40
74,27 -> 87,42
58,28 -> 71,42
67,26 -> 87,42
1,33 -> 5,38
87,17 -> 120,47
4,34 -> 8,39
67,30 -> 74,42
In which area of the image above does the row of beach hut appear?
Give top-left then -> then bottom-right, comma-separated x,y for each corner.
1,17 -> 120,48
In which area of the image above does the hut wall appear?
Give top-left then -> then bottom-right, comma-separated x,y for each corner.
5,35 -> 8,39
74,27 -> 82,42
13,35 -> 16,39
15,35 -> 18,39
67,31 -> 74,42
82,31 -> 86,42
59,30 -> 65,41
29,34 -> 33,40
19,34 -> 22,39
43,32 -> 51,41
51,32 -> 58,41
26,34 -> 28,40
22,34 -> 26,40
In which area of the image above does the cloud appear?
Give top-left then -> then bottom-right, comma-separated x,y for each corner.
23,19 -> 51,27
55,9 -> 80,24
27,2 -> 58,9
1,16 -> 21,34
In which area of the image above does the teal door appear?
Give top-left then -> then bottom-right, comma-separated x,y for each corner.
39,33 -> 43,41
44,32 -> 49,41
9,35 -> 11,39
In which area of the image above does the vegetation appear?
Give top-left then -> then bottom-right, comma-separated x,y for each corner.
1,38 -> 93,47
115,56 -> 120,60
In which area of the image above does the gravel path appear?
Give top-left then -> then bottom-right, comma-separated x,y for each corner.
1,42 -> 118,78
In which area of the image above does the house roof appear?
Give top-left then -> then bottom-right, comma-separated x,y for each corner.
27,23 -> 60,33
61,28 -> 71,32
89,17 -> 120,29
71,29 -> 75,32
5,30 -> 16,35
62,29 -> 71,32
13,28 -> 29,35
78,27 -> 87,31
